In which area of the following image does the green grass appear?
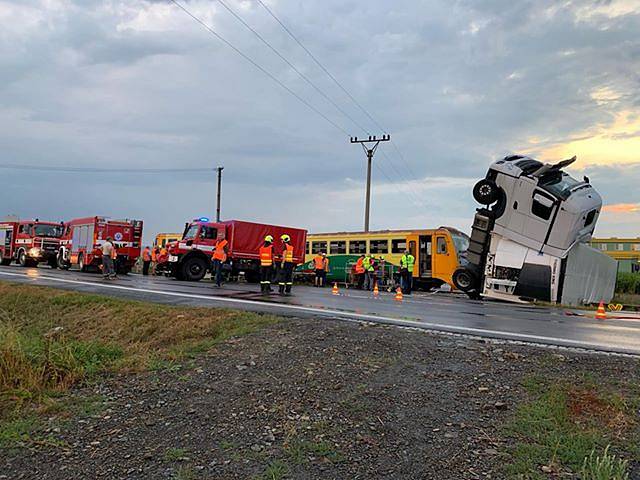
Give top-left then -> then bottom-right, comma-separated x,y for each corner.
0,281 -> 278,449
581,445 -> 629,480
256,460 -> 289,480
164,447 -> 190,462
505,376 -> 637,478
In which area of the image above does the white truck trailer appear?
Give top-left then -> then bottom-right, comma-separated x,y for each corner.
453,155 -> 617,306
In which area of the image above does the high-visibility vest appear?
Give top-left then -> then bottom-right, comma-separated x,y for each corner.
355,257 -> 365,274
259,245 -> 273,266
401,254 -> 415,271
283,244 -> 294,263
142,248 -> 151,262
110,246 -> 117,260
313,255 -> 325,270
363,256 -> 374,272
160,248 -> 167,256
151,249 -> 157,262
213,239 -> 228,261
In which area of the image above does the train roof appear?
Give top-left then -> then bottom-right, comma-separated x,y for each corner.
308,226 -> 468,238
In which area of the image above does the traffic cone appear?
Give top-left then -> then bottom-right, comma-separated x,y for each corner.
595,301 -> 607,320
373,283 -> 379,297
394,287 -> 403,302
332,282 -> 339,295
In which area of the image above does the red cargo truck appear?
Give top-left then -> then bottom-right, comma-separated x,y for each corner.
0,220 -> 63,267
164,218 -> 307,281
58,217 -> 143,274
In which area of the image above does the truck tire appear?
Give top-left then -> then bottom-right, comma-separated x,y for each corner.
0,250 -> 10,266
181,256 -> 208,282
452,268 -> 478,292
57,251 -> 70,270
78,253 -> 88,273
473,179 -> 499,205
18,249 -> 35,267
48,257 -> 58,269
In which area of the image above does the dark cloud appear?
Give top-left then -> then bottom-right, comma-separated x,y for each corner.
0,0 -> 638,239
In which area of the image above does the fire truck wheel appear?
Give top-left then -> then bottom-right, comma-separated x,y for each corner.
78,254 -> 88,272
48,257 -> 58,269
57,252 -> 70,270
181,256 -> 208,281
17,249 -> 32,267
472,179 -> 499,205
0,251 -> 10,266
452,268 -> 477,292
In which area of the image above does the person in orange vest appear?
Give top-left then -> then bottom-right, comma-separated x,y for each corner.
142,246 -> 152,276
259,235 -> 274,294
279,234 -> 295,295
110,240 -> 119,279
354,254 -> 365,289
313,252 -> 329,287
211,236 -> 229,287
151,246 -> 159,275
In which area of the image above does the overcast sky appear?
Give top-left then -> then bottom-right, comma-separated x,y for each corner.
1,0 -> 639,241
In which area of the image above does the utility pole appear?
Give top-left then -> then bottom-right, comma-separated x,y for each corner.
350,134 -> 391,232
216,166 -> 224,222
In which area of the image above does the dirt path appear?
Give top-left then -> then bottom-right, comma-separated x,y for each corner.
3,318 -> 639,479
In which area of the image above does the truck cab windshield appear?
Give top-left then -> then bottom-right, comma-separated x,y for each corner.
452,233 -> 470,264
33,224 -> 63,238
183,224 -> 199,240
539,173 -> 583,200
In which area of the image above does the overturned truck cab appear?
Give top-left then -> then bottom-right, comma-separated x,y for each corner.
453,155 -> 617,306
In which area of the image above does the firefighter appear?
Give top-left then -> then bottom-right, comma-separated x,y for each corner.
400,249 -> 415,295
211,237 -> 228,287
142,246 -> 151,276
259,235 -> 274,294
102,236 -> 115,280
110,241 -> 119,278
354,254 -> 365,289
279,234 -> 295,295
312,252 -> 329,287
363,254 -> 375,290
151,246 -> 159,275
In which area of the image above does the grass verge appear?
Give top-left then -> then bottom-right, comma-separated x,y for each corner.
0,281 -> 278,447
505,374 -> 639,478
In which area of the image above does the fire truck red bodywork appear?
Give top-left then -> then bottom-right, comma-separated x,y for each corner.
58,217 -> 143,273
0,220 -> 63,267
164,219 -> 307,282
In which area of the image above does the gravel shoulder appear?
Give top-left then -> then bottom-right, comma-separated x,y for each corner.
3,317 -> 639,480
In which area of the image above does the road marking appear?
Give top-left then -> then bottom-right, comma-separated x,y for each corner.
0,270 -> 637,354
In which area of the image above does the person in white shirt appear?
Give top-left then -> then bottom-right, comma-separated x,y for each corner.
102,237 -> 115,279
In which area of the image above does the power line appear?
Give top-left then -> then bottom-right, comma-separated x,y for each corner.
215,0 -> 371,135
254,0 -> 422,200
0,163 -> 215,173
255,0 -> 385,134
168,0 -> 350,136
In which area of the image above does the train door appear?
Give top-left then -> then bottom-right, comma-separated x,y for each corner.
418,235 -> 433,278
432,233 -> 455,284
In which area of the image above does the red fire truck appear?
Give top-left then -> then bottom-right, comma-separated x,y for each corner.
58,217 -> 143,274
163,218 -> 307,282
0,220 -> 64,267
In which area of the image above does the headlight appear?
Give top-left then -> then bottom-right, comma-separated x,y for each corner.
28,247 -> 42,257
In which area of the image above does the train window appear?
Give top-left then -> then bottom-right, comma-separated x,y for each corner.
391,239 -> 407,253
330,241 -> 346,254
370,239 -> 389,254
311,241 -> 327,254
306,242 -> 311,254
349,240 -> 366,254
436,237 -> 447,254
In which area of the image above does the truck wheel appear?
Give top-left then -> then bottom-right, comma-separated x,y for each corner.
181,256 -> 207,281
48,257 -> 58,269
18,249 -> 29,267
57,252 -> 70,270
78,254 -> 88,272
453,268 -> 477,292
473,179 -> 498,205
0,250 -> 10,266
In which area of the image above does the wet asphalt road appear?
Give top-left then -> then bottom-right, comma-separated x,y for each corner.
0,264 -> 639,355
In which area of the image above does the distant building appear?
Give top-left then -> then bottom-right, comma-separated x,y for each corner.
590,237 -> 640,273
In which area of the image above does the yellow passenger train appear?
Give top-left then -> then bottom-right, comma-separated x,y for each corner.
154,233 -> 182,249
302,227 -> 469,289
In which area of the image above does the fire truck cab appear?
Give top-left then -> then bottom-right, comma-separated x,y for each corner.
58,217 -> 143,274
0,220 -> 63,268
